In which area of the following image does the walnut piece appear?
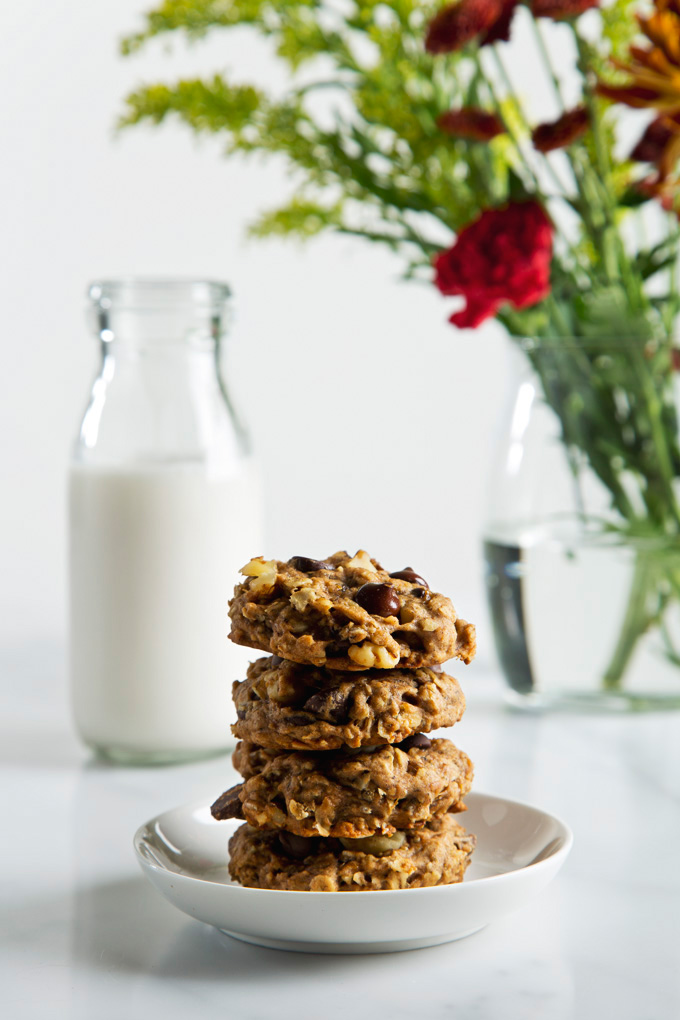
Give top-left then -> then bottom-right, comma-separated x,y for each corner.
347,642 -> 399,669
346,550 -> 377,572
241,557 -> 278,593
289,586 -> 332,613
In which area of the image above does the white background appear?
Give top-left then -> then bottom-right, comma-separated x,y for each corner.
2,0 -> 582,658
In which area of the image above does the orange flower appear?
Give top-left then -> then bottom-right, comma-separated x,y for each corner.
597,1 -> 680,113
437,107 -> 505,140
598,0 -> 680,204
532,106 -> 589,153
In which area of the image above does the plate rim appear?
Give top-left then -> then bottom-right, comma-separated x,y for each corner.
133,790 -> 574,898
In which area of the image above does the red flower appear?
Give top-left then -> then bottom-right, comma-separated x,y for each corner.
483,0 -> 518,43
433,202 -> 554,328
530,0 -> 599,18
437,107 -> 505,141
532,106 -> 589,152
631,116 -> 676,164
425,0 -> 518,54
637,174 -> 680,215
630,113 -> 680,179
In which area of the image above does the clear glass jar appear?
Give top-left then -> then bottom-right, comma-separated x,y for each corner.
69,280 -> 263,763
483,337 -> 680,711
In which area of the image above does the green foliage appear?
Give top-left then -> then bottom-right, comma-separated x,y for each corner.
119,0 -> 522,273
600,0 -> 641,59
121,1 -> 319,55
248,197 -> 343,239
120,78 -> 263,136
118,0 -> 678,349
119,0 -> 680,689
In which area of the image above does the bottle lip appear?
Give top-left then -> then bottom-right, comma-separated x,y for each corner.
87,278 -> 231,312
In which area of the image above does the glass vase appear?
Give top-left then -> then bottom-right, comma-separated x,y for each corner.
483,336 -> 680,711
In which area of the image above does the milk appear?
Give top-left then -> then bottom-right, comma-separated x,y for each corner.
69,462 -> 262,760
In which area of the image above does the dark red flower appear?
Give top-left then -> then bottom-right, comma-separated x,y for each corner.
631,116 -> 676,163
437,107 -> 505,141
532,106 -> 589,152
425,0 -> 518,54
483,0 -> 518,42
433,202 -> 553,329
637,173 -> 680,214
596,83 -> 664,108
530,0 -> 599,18
629,113 -> 680,181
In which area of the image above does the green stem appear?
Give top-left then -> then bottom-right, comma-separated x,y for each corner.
491,45 -> 570,199
569,25 -> 648,312
667,220 -> 680,330
476,55 -> 545,198
631,346 -> 680,528
530,19 -> 564,110
602,553 -> 655,689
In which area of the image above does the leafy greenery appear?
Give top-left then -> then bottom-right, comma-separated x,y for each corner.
119,1 -> 535,279
119,0 -> 680,689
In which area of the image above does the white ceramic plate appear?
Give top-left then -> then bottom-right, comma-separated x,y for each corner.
134,792 -> 572,954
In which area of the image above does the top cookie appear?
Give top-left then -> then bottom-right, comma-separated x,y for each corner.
228,550 -> 476,671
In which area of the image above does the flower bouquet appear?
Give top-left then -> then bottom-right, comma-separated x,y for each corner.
120,0 -> 680,705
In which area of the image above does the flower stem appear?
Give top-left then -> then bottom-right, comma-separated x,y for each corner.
490,45 -> 570,198
530,18 -> 564,111
477,54 -> 546,197
569,24 -> 648,313
602,553 -> 655,690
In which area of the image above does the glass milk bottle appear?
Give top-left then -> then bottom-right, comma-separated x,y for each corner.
69,280 -> 262,764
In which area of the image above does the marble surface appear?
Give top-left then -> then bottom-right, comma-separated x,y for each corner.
2,641 -> 679,1020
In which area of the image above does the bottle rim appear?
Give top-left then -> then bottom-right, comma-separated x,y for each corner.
87,278 -> 231,312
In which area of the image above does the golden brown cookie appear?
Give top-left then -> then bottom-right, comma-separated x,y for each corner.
227,814 -> 476,891
228,550 -> 475,670
214,737 -> 473,838
232,655 -> 466,751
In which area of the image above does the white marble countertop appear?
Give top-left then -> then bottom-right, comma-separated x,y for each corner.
3,642 -> 679,1020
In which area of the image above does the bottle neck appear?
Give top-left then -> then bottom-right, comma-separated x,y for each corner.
77,291 -> 247,471
96,307 -> 222,352
87,278 -> 232,350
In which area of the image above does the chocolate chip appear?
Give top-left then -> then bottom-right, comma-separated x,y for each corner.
410,587 -> 430,601
389,567 -> 429,589
278,831 -> 318,859
284,712 -> 316,726
353,582 -> 400,618
398,733 -> 432,752
210,783 -> 245,820
303,687 -> 351,723
289,556 -> 332,572
270,654 -> 283,667
324,642 -> 347,659
236,709 -> 247,720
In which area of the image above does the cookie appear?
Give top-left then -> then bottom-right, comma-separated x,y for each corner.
228,550 -> 476,670
214,737 -> 473,838
232,655 -> 466,750
227,814 -> 476,891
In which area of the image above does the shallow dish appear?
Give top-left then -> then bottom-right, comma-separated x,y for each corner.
134,792 -> 572,954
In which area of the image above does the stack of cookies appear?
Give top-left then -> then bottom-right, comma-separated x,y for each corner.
211,550 -> 477,892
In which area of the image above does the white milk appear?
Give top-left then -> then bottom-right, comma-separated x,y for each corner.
69,462 -> 262,759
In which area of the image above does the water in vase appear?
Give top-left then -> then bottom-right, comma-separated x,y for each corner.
484,522 -> 680,706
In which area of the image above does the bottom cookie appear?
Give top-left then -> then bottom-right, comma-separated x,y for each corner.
228,814 -> 476,892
